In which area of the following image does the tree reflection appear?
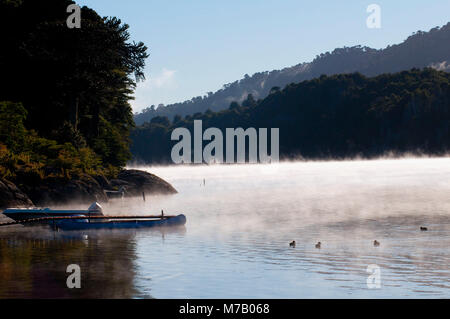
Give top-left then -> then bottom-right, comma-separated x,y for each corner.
0,228 -> 176,298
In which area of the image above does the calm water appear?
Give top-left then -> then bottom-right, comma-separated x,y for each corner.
1,158 -> 450,298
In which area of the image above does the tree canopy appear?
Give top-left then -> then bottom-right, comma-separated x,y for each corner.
130,69 -> 450,163
0,0 -> 148,180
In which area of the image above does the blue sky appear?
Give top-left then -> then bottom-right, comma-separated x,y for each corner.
77,0 -> 450,113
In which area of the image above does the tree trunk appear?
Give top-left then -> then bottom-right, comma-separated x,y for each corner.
70,95 -> 79,130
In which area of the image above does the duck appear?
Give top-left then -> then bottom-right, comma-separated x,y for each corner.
420,227 -> 428,231
289,241 -> 296,248
373,240 -> 380,247
315,242 -> 321,249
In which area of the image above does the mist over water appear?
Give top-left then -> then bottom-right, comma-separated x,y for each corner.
133,158 -> 450,298
1,158 -> 450,298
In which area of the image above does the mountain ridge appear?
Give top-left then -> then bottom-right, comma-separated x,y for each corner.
130,68 -> 450,163
134,22 -> 450,125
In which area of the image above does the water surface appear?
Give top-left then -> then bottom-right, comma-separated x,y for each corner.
1,158 -> 450,298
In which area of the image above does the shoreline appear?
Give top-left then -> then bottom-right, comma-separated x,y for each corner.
128,154 -> 450,169
0,169 -> 177,210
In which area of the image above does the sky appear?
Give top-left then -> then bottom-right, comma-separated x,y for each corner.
77,0 -> 450,113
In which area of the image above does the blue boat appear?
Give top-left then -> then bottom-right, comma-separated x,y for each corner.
2,202 -> 186,231
54,214 -> 187,231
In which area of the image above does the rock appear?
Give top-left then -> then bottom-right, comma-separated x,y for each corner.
22,174 -> 108,206
0,178 -> 34,209
113,169 -> 177,196
2,169 -> 175,207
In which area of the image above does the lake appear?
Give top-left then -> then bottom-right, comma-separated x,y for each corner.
1,157 -> 450,298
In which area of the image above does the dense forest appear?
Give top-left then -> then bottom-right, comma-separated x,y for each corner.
2,0 -> 449,175
134,23 -> 450,124
131,69 -> 450,163
0,0 -> 148,184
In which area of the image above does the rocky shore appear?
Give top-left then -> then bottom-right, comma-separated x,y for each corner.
0,169 -> 177,209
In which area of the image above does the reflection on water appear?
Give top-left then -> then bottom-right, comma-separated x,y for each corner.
0,226 -> 185,298
1,158 -> 450,298
0,227 -> 139,298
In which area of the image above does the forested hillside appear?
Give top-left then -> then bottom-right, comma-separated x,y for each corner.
131,69 -> 450,163
0,0 -> 148,183
134,23 -> 450,124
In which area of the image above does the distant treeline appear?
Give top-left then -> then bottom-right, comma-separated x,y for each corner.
130,69 -> 450,163
134,22 -> 450,124
0,0 -> 148,182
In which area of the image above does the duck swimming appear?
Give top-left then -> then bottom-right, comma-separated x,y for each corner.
315,242 -> 321,249
289,241 -> 296,248
420,227 -> 428,231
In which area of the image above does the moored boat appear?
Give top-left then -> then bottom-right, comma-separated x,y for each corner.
54,214 -> 187,231
2,202 -> 104,221
1,202 -> 186,231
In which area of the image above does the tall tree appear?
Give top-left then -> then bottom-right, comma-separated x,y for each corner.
0,0 -> 149,167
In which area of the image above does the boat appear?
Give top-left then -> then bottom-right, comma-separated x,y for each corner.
1,202 -> 186,230
2,202 -> 104,222
54,214 -> 187,231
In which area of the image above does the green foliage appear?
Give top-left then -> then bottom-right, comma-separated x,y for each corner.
2,0 -> 22,7
92,116 -> 132,167
48,143 -> 102,179
0,101 -> 27,152
0,105 -> 105,181
0,0 -> 148,170
53,122 -> 87,149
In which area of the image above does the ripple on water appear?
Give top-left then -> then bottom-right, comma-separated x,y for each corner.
1,158 -> 450,298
